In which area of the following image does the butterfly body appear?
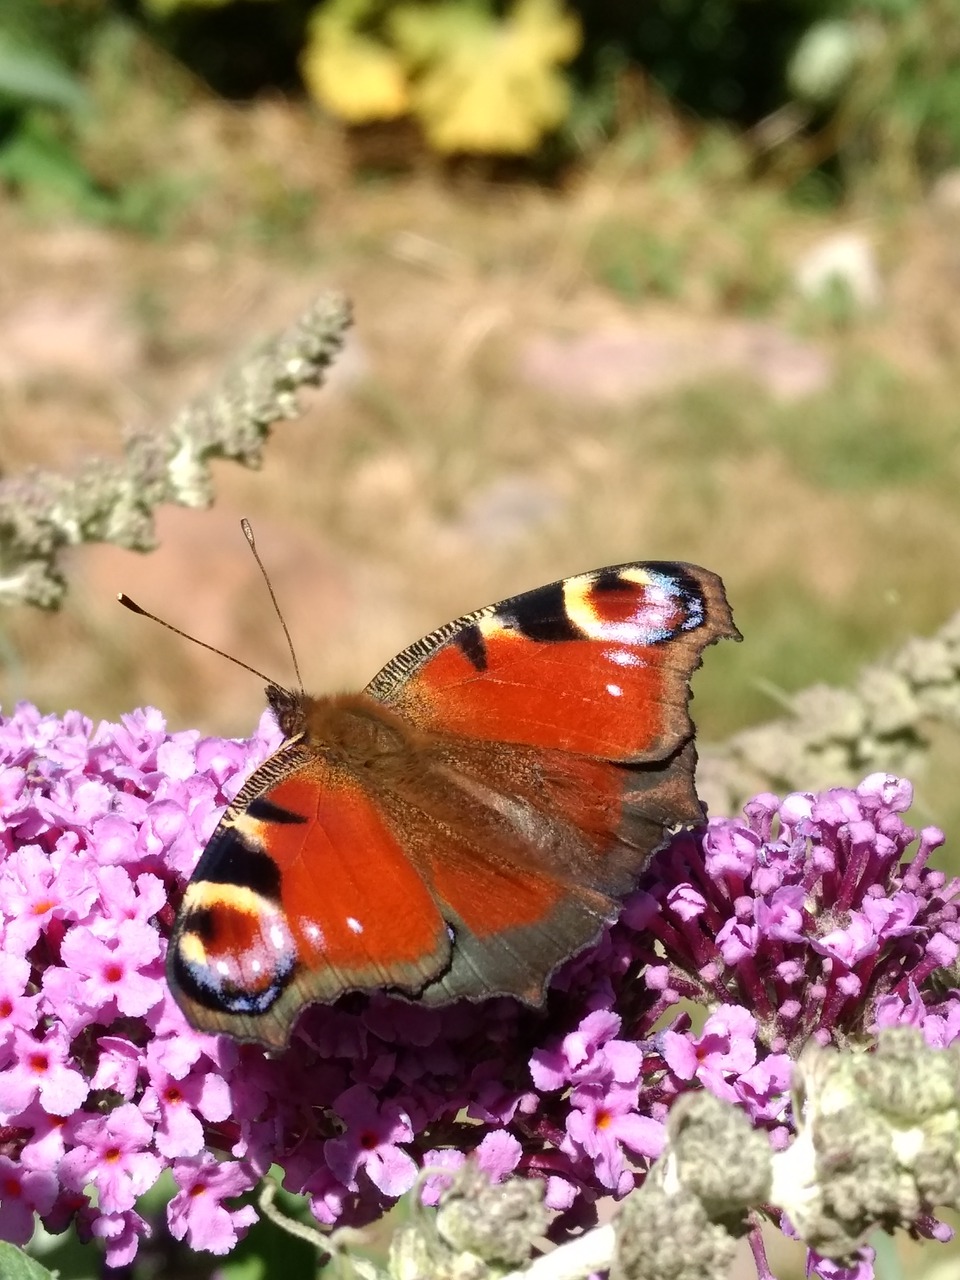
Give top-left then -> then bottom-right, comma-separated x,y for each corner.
168,561 -> 739,1049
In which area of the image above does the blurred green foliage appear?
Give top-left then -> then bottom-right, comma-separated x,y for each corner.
1,0 -> 959,213
0,1241 -> 57,1280
0,1 -> 93,135
798,0 -> 960,197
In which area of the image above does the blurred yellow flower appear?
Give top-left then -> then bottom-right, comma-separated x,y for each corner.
393,0 -> 580,154
302,0 -> 580,154
301,25 -> 410,123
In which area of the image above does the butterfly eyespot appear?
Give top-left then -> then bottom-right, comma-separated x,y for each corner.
170,888 -> 299,1018
171,925 -> 297,1017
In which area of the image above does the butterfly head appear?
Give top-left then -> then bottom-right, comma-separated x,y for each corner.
265,684 -> 309,740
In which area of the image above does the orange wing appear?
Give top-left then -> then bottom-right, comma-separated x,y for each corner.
366,562 -> 739,760
167,746 -> 450,1047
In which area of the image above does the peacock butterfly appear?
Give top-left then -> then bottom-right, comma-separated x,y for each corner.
163,561 -> 739,1050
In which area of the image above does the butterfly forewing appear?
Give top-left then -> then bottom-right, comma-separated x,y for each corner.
366,562 -> 739,760
167,752 -> 451,1047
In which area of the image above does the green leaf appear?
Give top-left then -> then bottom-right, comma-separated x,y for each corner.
142,0 -> 276,17
0,36 -> 87,112
0,1241 -> 59,1280
0,116 -> 105,212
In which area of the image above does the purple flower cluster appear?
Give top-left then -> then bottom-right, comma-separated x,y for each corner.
0,702 -> 957,1277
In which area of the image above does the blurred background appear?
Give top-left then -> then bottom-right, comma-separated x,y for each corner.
2,2 -> 960,1274
2,1 -> 959,788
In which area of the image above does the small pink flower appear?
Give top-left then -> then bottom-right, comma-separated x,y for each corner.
3,845 -> 97,952
325,1084 -> 418,1196
564,1083 -> 664,1190
663,1006 -> 758,1102
141,1041 -> 232,1159
0,955 -> 41,1047
474,1129 -> 523,1182
168,1155 -> 258,1254
0,1026 -> 89,1119
0,1154 -> 57,1244
18,1104 -> 70,1170
755,885 -> 807,941
60,920 -> 163,1018
716,917 -> 759,963
90,865 -> 166,931
815,912 -> 880,967
419,1148 -> 467,1205
90,1037 -> 143,1100
530,1010 -> 641,1091
90,1208 -> 150,1269
59,1103 -> 161,1213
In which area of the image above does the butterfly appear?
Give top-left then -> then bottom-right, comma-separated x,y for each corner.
166,561 -> 739,1049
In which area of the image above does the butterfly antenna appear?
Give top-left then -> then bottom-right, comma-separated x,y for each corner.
117,594 -> 276,686
241,518 -> 305,694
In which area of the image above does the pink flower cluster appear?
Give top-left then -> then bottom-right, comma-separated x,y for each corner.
0,702 -> 957,1277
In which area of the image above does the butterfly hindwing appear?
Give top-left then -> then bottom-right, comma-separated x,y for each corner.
402,734 -> 706,1006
